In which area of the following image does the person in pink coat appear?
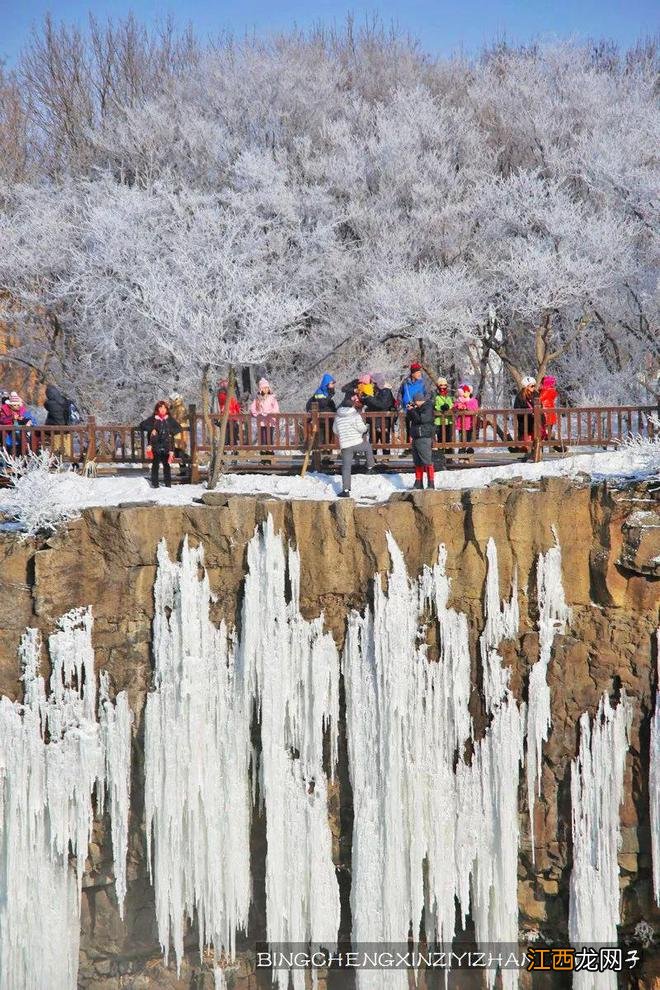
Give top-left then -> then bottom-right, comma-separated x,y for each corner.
0,392 -> 33,451
454,383 -> 478,452
250,378 -> 280,448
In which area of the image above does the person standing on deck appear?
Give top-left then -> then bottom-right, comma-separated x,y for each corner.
333,392 -> 375,498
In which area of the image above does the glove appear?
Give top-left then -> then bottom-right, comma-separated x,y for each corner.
145,445 -> 154,461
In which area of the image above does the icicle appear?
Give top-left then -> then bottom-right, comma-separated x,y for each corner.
144,537 -> 252,973
0,610 -> 105,990
455,696 -> 525,990
239,516 -> 340,990
649,630 -> 659,906
569,693 -> 632,990
344,535 -> 520,989
480,539 -> 519,712
98,672 -> 133,918
526,534 -> 571,860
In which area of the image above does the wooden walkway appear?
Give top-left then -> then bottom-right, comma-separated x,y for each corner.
0,403 -> 656,482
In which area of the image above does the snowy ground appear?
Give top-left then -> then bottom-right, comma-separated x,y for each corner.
1,447 -> 656,532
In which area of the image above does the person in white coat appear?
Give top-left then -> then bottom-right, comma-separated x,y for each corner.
332,392 -> 375,497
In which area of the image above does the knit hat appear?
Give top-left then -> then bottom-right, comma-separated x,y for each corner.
458,383 -> 472,394
521,376 -> 537,388
410,362 -> 422,372
541,375 -> 556,387
7,391 -> 22,406
372,372 -> 386,389
436,377 -> 449,387
258,378 -> 271,392
358,373 -> 372,385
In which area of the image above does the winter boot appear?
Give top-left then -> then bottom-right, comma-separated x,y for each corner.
412,480 -> 424,490
338,490 -> 351,498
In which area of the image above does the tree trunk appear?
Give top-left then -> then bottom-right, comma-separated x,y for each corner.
207,366 -> 236,490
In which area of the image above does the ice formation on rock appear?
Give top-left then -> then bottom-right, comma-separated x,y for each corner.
99,671 -> 133,917
0,608 -> 132,990
239,516 -> 340,990
344,535 -> 523,990
144,538 -> 252,972
650,631 -> 660,906
526,536 -> 570,859
480,538 -> 519,712
569,692 -> 632,989
145,523 -> 340,985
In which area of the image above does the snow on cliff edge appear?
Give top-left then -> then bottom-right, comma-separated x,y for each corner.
0,447 -> 657,536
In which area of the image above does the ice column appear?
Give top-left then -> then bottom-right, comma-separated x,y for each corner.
144,538 -> 252,972
0,608 -> 132,990
99,671 -> 133,917
345,535 -> 523,989
480,538 -> 519,712
650,631 -> 660,906
569,693 -> 632,990
526,537 -> 570,859
239,516 -> 340,990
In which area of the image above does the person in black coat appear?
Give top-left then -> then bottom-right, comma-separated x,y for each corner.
361,374 -> 397,452
44,385 -> 69,425
406,396 -> 436,489
514,378 -> 537,442
44,384 -> 73,457
139,401 -> 182,488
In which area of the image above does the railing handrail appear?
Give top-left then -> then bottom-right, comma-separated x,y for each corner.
0,401 -> 656,474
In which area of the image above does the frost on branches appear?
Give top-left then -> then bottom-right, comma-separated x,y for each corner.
343,535 -> 523,990
0,449 -> 84,538
144,524 -> 340,985
0,31 -> 657,413
569,693 -> 633,990
526,534 -> 571,860
650,630 -> 660,906
0,608 -> 132,990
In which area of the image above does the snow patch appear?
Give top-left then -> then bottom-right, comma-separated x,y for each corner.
1,447 -> 658,526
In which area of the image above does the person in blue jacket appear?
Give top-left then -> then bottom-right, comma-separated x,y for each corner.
400,362 -> 427,406
306,373 -> 336,446
399,363 -> 426,441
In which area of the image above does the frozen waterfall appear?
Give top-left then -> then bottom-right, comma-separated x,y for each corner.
526,536 -> 570,860
650,631 -> 660,906
0,608 -> 132,990
144,538 -> 252,972
145,523 -> 340,986
569,692 -> 632,990
344,534 -> 524,990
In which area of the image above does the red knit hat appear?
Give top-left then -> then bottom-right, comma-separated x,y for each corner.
410,362 -> 422,372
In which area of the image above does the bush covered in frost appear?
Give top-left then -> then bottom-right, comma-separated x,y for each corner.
0,449 -> 89,538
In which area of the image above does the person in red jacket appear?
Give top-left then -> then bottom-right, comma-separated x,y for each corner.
217,379 -> 241,445
539,375 -> 559,440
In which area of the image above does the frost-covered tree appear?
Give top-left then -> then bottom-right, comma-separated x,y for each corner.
0,19 -> 657,413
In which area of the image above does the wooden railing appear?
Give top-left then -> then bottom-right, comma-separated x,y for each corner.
0,403 -> 656,477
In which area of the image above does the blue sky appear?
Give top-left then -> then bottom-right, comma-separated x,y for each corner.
1,0 -> 657,64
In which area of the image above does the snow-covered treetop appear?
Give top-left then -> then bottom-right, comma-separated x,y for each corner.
0,20 -> 657,416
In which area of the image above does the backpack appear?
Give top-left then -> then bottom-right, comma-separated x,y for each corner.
65,400 -> 82,425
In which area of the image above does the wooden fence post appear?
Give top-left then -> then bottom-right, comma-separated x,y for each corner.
86,416 -> 97,466
188,404 -> 200,484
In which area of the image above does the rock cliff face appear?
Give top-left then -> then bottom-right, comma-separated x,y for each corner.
0,475 -> 658,988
